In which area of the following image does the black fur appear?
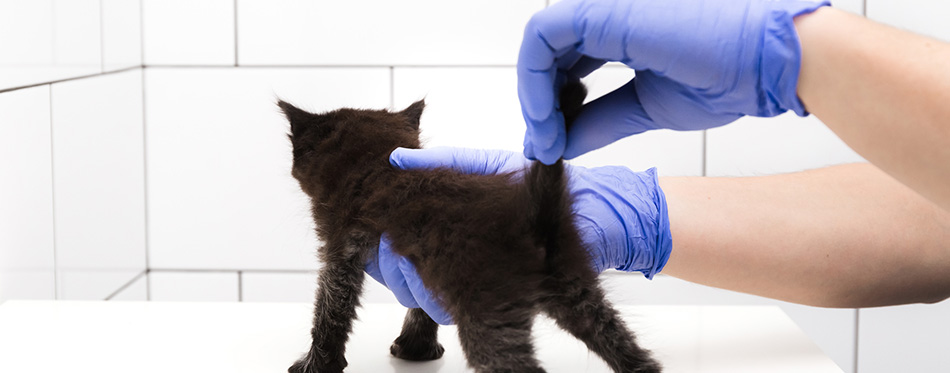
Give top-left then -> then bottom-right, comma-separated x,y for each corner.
282,81 -> 660,373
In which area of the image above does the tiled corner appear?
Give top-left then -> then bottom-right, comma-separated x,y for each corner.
237,0 -> 544,65
101,0 -> 143,71
0,86 -> 56,303
0,1 -> 103,90
50,69 -> 147,300
705,112 -> 865,177
144,67 -> 389,270
108,273 -> 149,301
867,0 -> 950,41
149,271 -> 239,301
143,0 -> 235,65
857,299 -> 950,372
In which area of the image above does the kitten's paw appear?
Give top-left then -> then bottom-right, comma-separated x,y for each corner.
287,354 -> 347,373
389,335 -> 445,361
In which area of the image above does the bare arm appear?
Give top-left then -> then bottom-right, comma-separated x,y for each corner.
796,7 -> 950,212
659,163 -> 950,307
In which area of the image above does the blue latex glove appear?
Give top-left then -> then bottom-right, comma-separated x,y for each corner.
518,0 -> 830,164
365,147 -> 673,325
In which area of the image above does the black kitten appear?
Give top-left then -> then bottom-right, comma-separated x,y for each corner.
281,82 -> 660,373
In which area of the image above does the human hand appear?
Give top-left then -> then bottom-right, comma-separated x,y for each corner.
366,147 -> 673,324
518,0 -> 830,164
364,234 -> 453,325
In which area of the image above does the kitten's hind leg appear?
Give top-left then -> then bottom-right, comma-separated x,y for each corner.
456,306 -> 546,373
390,308 -> 445,361
541,279 -> 661,373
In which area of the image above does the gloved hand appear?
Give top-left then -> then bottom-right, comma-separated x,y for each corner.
518,0 -> 831,164
365,147 -> 673,325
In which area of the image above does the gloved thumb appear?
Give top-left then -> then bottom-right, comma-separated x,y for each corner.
563,78 -> 656,159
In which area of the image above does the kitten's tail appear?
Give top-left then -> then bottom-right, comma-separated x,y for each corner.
525,80 -> 587,266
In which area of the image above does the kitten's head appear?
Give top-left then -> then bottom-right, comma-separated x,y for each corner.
278,100 -> 425,197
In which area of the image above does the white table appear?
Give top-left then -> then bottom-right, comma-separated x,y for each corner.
0,301 -> 842,372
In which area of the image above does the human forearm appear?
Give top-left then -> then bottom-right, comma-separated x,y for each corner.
796,7 -> 950,212
659,163 -> 950,307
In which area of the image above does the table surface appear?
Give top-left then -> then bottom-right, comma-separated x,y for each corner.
0,301 -> 843,373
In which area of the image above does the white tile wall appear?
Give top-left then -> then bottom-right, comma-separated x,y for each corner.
101,0 -> 143,72
236,0 -> 544,66
51,0 -> 101,68
241,271 -> 399,304
867,0 -> 950,41
145,67 -> 389,270
149,271 -> 239,301
142,0 -> 235,65
706,113 -> 865,176
603,273 -> 856,373
51,69 -> 147,299
857,300 -> 950,372
393,67 -> 526,152
0,86 -> 56,303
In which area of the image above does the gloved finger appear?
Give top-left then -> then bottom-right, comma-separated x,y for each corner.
377,239 -> 420,309
518,69 -> 561,155
398,256 -> 454,325
526,118 -> 567,165
390,147 -> 528,175
518,1 -> 585,158
517,0 -> 580,122
562,78 -> 655,159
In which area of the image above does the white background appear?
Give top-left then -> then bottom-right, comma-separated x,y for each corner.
1,1 -> 948,372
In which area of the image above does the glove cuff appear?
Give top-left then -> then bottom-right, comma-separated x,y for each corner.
597,167 -> 672,279
759,0 -> 831,117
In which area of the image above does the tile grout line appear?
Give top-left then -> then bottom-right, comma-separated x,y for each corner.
389,66 -> 395,110
233,0 -> 239,67
701,130 -> 707,177
99,0 -> 105,73
853,309 -> 860,373
48,84 -> 59,300
139,0 -> 145,66
104,270 -> 148,300
0,66 -> 141,95
141,67 -> 151,277
237,271 -> 243,301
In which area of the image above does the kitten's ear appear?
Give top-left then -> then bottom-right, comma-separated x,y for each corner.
277,100 -> 312,136
400,100 -> 425,130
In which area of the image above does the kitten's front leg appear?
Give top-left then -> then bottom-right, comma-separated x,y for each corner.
289,242 -> 365,373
